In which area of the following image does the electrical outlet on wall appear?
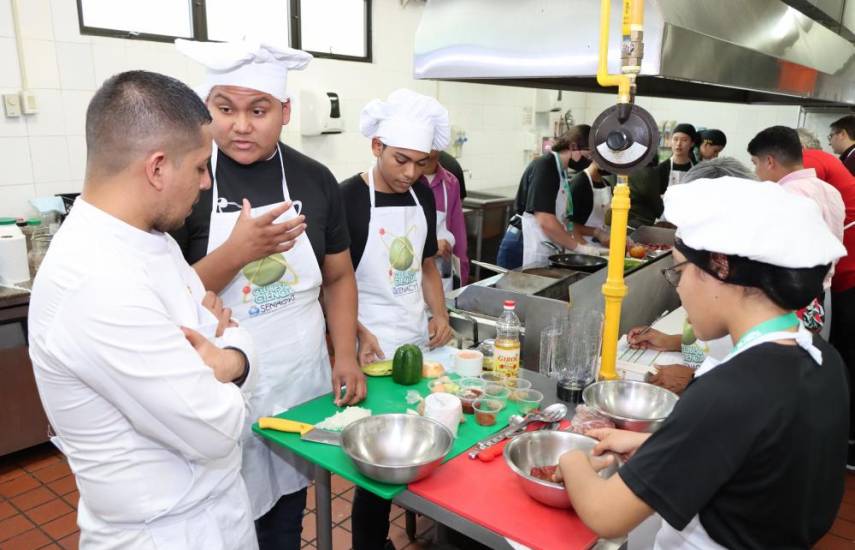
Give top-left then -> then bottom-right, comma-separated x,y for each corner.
3,94 -> 21,117
20,90 -> 38,114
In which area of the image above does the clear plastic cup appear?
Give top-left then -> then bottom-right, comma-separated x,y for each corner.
483,382 -> 511,402
473,398 -> 503,426
456,377 -> 487,414
480,372 -> 504,384
514,389 -> 544,414
503,377 -> 532,398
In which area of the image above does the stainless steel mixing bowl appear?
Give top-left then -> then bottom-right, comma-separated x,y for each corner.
340,414 -> 454,484
583,380 -> 678,432
504,430 -> 619,508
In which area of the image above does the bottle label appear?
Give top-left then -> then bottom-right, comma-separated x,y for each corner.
495,346 -> 521,377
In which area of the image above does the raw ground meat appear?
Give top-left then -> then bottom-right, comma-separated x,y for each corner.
569,404 -> 615,434
530,464 -> 559,481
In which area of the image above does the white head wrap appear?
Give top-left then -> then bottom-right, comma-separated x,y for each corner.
359,89 -> 450,153
663,177 -> 846,268
175,38 -> 312,102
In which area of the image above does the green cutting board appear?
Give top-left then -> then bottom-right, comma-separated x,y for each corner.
252,375 -> 521,499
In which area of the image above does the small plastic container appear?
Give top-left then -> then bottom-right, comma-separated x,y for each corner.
504,377 -> 533,400
456,378 -> 486,414
514,389 -> 544,415
428,378 -> 459,394
480,372 -> 503,384
483,383 -> 511,402
473,398 -> 503,426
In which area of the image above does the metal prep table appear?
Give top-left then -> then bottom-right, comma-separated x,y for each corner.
311,369 -> 627,550
462,186 -> 517,280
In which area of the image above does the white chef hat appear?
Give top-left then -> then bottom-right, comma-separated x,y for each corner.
663,177 -> 845,268
175,38 -> 312,102
359,89 -> 450,153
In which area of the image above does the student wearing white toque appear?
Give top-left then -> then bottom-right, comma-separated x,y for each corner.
29,71 -> 259,549
173,38 -> 365,550
339,89 -> 454,550
556,178 -> 848,549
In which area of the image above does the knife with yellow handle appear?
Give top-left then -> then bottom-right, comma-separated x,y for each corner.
258,417 -> 341,446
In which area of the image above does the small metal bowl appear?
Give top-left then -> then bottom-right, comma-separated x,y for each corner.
583,380 -> 678,432
340,414 -> 454,484
504,431 -> 619,508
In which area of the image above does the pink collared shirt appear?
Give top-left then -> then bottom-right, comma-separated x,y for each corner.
423,165 -> 470,284
778,168 -> 845,241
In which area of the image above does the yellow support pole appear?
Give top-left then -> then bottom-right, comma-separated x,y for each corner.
596,0 -> 644,380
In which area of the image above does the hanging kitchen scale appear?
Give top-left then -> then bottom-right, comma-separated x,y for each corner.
589,103 -> 659,175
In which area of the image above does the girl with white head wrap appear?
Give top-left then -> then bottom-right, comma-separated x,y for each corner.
556,178 -> 848,549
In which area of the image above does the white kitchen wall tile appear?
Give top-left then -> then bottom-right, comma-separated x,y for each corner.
21,39 -> 60,89
36,179 -> 81,197
0,37 -> 20,88
17,0 -> 53,40
0,137 -> 32,184
0,183 -> 36,217
0,103 -> 27,137
0,0 -> 13,37
23,89 -> 64,135
50,0 -> 90,44
61,90 -> 92,135
56,42 -> 95,90
91,38 -> 127,86
66,135 -> 86,180
29,135 -> 70,183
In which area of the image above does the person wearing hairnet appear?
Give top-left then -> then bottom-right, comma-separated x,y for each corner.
558,178 -> 848,548
340,89 -> 453,550
173,38 -> 364,549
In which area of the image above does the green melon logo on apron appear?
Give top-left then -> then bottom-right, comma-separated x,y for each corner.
242,253 -> 300,287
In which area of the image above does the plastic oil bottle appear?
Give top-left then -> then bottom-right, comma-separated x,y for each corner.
494,300 -> 522,378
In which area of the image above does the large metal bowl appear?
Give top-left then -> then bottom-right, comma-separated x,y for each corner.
340,414 -> 454,484
504,431 -> 619,508
583,380 -> 678,432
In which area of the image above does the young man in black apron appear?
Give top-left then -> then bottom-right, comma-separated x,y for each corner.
173,38 -> 365,550
341,89 -> 453,550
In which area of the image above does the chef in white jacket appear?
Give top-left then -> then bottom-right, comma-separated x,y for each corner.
28,71 -> 258,549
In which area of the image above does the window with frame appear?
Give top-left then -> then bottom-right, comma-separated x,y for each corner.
77,0 -> 372,63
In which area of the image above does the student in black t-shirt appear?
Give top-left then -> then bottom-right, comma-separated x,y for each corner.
173,38 -> 364,550
557,178 -> 848,548
346,89 -> 453,550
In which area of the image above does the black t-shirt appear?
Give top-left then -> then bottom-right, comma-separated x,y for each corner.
339,174 -> 438,270
619,338 -> 848,549
569,171 -> 611,225
512,154 -> 561,216
171,143 -> 350,268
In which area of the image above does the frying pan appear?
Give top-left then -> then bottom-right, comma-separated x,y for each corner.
540,241 -> 608,273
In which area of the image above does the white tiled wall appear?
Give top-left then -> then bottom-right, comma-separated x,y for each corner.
0,0 -> 806,218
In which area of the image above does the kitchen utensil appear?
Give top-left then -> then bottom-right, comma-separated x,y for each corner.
340,414 -> 454,484
539,325 -> 563,377
583,380 -> 678,432
504,431 -> 620,508
634,310 -> 669,338
467,402 -> 566,459
547,253 -> 607,273
474,402 -> 566,462
257,417 -> 342,446
551,309 -> 603,403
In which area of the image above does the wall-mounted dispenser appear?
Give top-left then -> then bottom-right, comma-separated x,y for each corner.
300,89 -> 343,136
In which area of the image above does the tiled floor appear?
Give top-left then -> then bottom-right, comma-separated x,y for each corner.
2,442 -> 855,550
0,443 -> 433,550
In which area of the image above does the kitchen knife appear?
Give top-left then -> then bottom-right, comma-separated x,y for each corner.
257,417 -> 341,446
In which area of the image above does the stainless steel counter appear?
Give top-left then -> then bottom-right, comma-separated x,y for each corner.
462,186 -> 517,280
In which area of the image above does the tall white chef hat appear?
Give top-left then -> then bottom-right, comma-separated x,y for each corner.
175,38 -> 312,102
663,177 -> 845,268
360,89 -> 450,153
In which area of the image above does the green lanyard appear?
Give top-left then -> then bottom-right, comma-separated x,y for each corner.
552,151 -> 573,231
731,311 -> 800,354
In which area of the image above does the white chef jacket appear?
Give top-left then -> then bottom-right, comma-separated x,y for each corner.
28,198 -> 258,549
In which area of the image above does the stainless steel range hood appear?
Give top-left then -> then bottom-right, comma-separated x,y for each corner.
413,0 -> 855,107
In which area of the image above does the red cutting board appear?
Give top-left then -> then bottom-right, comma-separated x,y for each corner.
408,429 -> 598,550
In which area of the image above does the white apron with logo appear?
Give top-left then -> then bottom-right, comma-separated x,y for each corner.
207,144 -> 331,518
434,179 -> 457,293
522,152 -> 569,265
582,170 -> 612,243
654,323 -> 820,549
355,166 -> 429,359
